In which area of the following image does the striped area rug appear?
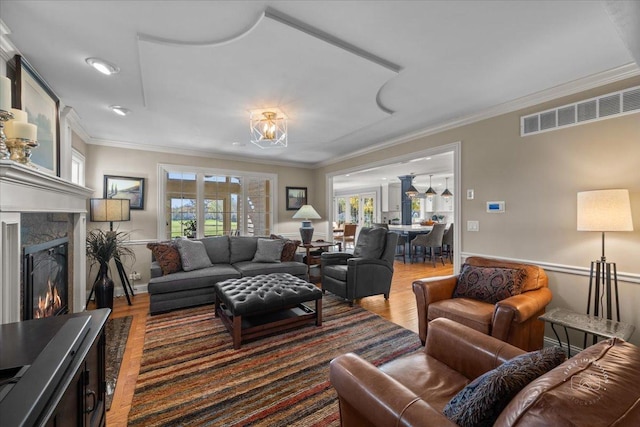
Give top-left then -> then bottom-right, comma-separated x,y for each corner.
128,295 -> 422,426
105,315 -> 132,410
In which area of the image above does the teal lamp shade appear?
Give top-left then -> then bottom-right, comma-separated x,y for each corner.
292,205 -> 321,244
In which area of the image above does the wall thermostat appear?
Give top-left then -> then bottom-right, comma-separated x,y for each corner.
486,201 -> 505,213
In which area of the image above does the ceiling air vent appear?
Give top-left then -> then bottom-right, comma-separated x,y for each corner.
521,85 -> 640,136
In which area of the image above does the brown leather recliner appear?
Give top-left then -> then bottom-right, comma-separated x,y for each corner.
413,256 -> 552,351
330,317 -> 640,427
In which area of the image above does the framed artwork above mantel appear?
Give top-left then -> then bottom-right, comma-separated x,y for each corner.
7,55 -> 61,177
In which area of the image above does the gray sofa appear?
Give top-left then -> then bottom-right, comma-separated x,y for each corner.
148,236 -> 308,314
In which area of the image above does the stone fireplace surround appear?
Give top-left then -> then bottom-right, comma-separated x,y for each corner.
0,160 -> 93,324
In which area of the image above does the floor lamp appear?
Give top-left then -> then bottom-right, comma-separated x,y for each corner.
88,198 -> 135,305
577,189 -> 633,325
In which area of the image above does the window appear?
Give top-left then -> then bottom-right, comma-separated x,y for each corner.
70,149 -> 85,186
158,165 -> 275,239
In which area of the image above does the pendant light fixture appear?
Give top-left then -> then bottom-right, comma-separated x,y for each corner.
405,175 -> 419,198
425,174 -> 437,197
441,177 -> 453,198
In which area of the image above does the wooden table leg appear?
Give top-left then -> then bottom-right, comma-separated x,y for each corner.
233,314 -> 242,349
316,298 -> 322,326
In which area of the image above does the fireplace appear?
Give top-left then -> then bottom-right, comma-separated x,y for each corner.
23,237 -> 69,320
1,161 -> 93,324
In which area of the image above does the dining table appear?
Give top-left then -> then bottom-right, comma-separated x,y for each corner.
389,224 -> 435,263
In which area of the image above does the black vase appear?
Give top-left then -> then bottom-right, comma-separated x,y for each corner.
95,263 -> 114,309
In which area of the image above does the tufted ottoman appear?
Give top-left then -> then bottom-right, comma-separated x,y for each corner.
214,273 -> 323,349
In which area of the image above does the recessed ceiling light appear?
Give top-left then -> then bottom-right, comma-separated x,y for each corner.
86,57 -> 120,75
109,105 -> 130,116
232,142 -> 246,147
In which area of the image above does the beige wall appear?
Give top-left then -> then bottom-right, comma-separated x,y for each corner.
84,145 -> 314,286
316,76 -> 640,345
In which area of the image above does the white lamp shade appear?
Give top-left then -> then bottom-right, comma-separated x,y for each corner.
292,205 -> 321,220
577,189 -> 633,232
90,198 -> 131,222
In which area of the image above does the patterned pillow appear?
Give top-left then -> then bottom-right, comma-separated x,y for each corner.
270,234 -> 301,262
146,242 -> 182,275
443,346 -> 566,427
452,264 -> 525,303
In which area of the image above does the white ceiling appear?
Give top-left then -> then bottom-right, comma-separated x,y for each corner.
333,151 -> 454,193
1,1 -> 638,167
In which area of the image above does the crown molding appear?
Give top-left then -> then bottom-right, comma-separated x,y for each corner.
0,19 -> 17,62
86,137 -> 314,169
60,106 -> 91,143
316,63 -> 640,169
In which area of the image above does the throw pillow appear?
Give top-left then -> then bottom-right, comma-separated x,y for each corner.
443,346 -> 566,427
146,242 -> 182,275
452,264 -> 525,304
252,238 -> 285,263
270,234 -> 301,262
352,227 -> 387,259
174,238 -> 213,271
281,239 -> 301,262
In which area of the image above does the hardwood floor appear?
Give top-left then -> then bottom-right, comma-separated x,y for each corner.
104,260 -> 454,426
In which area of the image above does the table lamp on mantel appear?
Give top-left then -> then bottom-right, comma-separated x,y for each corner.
292,205 -> 321,244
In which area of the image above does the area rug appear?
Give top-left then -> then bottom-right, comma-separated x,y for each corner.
106,315 -> 132,410
128,295 -> 422,426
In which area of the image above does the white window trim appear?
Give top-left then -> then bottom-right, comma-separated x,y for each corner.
156,163 -> 278,239
70,148 -> 85,186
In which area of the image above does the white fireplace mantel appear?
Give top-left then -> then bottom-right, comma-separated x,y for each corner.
0,160 -> 94,323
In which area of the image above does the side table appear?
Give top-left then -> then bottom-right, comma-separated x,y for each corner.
539,307 -> 635,356
301,241 -> 342,282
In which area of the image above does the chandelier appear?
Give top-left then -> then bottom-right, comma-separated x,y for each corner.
250,109 -> 287,149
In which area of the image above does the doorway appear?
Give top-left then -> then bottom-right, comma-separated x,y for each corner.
334,192 -> 376,230
326,142 -> 461,272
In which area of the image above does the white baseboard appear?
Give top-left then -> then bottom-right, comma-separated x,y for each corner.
114,282 -> 148,297
543,335 -> 583,356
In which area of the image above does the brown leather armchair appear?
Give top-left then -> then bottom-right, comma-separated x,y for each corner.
330,317 -> 640,427
413,256 -> 552,351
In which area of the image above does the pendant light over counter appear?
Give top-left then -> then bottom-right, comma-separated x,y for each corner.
441,177 -> 453,198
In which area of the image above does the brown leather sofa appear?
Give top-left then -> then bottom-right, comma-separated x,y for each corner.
330,317 -> 640,426
413,256 -> 552,351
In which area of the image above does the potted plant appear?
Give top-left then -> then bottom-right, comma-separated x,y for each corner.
183,219 -> 197,238
86,229 -> 135,309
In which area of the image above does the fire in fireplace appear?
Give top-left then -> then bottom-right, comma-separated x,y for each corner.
23,237 -> 69,320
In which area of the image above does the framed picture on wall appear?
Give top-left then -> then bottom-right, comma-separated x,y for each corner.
8,55 -> 60,176
286,186 -> 307,210
104,175 -> 146,210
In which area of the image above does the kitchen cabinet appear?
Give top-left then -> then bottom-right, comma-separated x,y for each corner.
438,195 -> 453,212
382,183 -> 401,212
424,195 -> 453,212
